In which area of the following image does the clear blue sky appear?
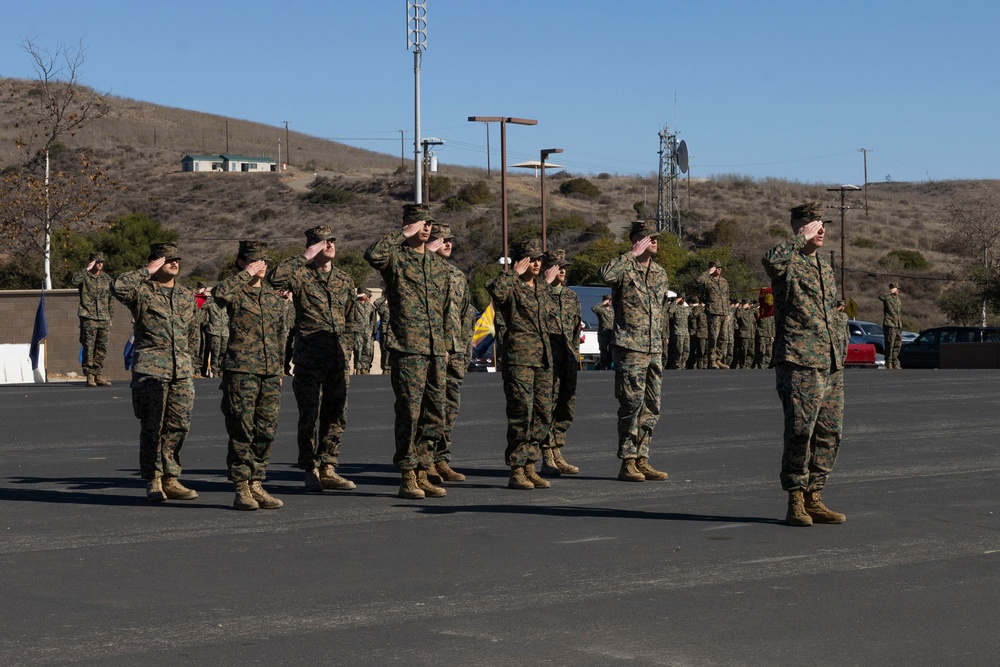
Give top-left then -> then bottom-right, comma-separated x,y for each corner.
2,1 -> 997,184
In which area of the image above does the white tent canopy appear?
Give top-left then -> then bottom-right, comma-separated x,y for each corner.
510,160 -> 566,177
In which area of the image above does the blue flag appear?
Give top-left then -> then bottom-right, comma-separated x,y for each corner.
29,288 -> 48,371
124,334 -> 135,371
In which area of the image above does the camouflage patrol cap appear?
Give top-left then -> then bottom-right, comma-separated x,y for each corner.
305,225 -> 336,245
889,282 -> 898,289
238,240 -> 269,261
403,203 -> 434,224
629,219 -> 661,239
430,221 -> 454,239
543,248 -> 569,267
358,287 -> 372,297
89,252 -> 105,263
512,238 -> 544,260
148,242 -> 181,261
789,201 -> 830,225
196,281 -> 208,289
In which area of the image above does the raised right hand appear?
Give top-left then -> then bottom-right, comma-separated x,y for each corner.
146,256 -> 166,275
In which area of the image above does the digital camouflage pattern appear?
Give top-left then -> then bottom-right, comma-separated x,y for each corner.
130,375 -> 195,480
698,269 -> 730,365
599,253 -> 670,354
374,295 -> 391,371
592,300 -> 614,370
268,254 -> 356,471
688,306 -> 708,369
79,318 -> 110,376
776,365 -> 843,492
221,373 -> 281,481
546,284 -> 581,450
613,348 -> 663,460
350,296 -> 377,373
438,259 -> 474,462
734,307 -> 756,368
754,313 -> 776,369
201,297 -> 230,376
391,353 -> 446,470
212,272 -> 288,376
72,269 -> 115,320
879,290 -> 903,367
502,364 -> 553,466
667,302 -> 690,369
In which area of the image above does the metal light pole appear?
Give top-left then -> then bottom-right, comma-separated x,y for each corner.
827,184 -> 862,301
539,148 -> 563,251
858,148 -> 873,215
468,116 -> 538,271
283,121 -> 290,168
407,1 -> 427,203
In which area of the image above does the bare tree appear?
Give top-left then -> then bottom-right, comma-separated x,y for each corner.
0,37 -> 117,289
941,195 -> 1000,325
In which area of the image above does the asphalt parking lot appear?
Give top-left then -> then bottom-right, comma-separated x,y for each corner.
1,368 -> 999,666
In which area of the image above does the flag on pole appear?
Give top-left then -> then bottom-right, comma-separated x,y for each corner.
29,287 -> 48,380
471,302 -> 496,359
758,287 -> 774,318
124,334 -> 135,371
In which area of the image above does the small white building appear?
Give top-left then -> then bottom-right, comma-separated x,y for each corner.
181,154 -> 224,172
221,154 -> 277,172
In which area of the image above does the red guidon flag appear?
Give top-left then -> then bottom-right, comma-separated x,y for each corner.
758,287 -> 774,318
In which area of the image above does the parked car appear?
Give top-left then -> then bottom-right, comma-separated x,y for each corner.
847,319 -> 916,354
569,284 -> 675,369
898,326 -> 1000,369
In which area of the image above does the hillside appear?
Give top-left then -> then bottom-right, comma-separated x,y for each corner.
2,75 -> 996,330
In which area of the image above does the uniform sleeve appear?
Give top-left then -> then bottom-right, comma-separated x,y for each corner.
762,235 -> 808,281
267,255 -> 306,291
486,272 -> 519,305
111,269 -> 150,307
71,270 -> 87,287
598,252 -> 634,287
364,232 -> 406,272
212,271 -> 253,308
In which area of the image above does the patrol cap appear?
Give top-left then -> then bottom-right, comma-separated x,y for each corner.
708,260 -> 719,269
89,252 -> 105,263
889,282 -> 898,289
789,201 -> 831,225
629,219 -> 661,239
148,242 -> 181,261
196,281 -> 208,289
358,287 -> 372,297
543,248 -> 569,267
238,240 -> 269,261
512,238 -> 544,260
305,225 -> 336,245
430,221 -> 454,239
403,203 -> 434,224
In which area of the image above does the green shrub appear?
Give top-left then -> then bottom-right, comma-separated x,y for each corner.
456,180 -> 496,205
304,184 -> 354,206
878,249 -> 929,271
549,215 -> 588,233
852,236 -> 875,248
428,175 -> 452,201
252,207 -> 277,223
767,224 -> 790,239
558,178 -> 600,199
442,197 -> 472,212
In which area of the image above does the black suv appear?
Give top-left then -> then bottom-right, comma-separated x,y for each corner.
898,326 -> 1000,369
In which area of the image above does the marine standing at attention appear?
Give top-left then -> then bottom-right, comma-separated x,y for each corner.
268,225 -> 357,493
72,251 -> 115,387
697,260 -> 730,368
599,220 -> 671,483
762,201 -> 847,527
591,294 -> 615,370
879,283 -> 903,369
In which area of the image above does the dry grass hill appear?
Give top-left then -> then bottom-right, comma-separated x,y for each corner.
2,75 -> 997,330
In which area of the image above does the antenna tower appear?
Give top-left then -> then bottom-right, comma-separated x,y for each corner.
656,124 -> 687,237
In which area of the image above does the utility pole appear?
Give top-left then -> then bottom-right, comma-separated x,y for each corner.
225,120 -> 229,153
283,121 -> 291,168
407,1 -> 427,203
827,184 -> 862,302
400,130 -> 405,169
858,148 -> 873,215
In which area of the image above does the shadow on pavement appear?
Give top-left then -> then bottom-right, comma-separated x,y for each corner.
407,502 -> 784,525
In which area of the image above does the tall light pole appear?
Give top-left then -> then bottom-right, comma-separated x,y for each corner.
827,184 -> 862,302
283,121 -> 290,168
539,148 -> 563,251
468,116 -> 538,270
407,1 -> 427,203
858,148 -> 873,215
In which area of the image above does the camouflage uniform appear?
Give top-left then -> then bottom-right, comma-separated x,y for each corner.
112,243 -> 198,482
374,295 -> 391,373
213,243 -> 287,484
364,216 -> 449,472
660,298 -> 672,370
487,246 -> 555,467
350,292 -> 378,374
723,303 -> 736,366
698,266 -> 730,366
753,311 -> 775,369
688,305 -> 708,369
268,227 -> 355,472
544,250 -> 581,453
667,301 -> 690,370
591,300 -> 615,370
201,297 -> 229,377
762,204 -> 845,495
71,257 -> 114,380
599,223 -> 670,462
734,305 -> 756,369
879,287 -> 903,369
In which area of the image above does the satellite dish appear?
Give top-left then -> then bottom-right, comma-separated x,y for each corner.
677,140 -> 689,174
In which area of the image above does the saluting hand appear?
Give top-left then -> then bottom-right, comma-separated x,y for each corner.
543,265 -> 560,284
86,259 -> 96,272
513,257 -> 531,276
631,236 -> 652,258
303,241 -> 327,262
244,260 -> 267,277
426,237 -> 445,253
402,221 -> 426,239
146,256 -> 166,275
800,220 -> 824,242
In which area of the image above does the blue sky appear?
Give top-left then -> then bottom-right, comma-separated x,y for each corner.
2,1 -> 997,184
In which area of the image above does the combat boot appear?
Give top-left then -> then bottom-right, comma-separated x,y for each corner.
319,464 -> 356,490
540,449 -> 562,477
233,480 -> 259,511
95,375 -> 112,386
162,476 -> 198,500
804,490 -> 846,524
786,490 -> 813,527
304,468 -> 324,493
398,470 -> 426,499
425,463 -> 444,484
146,478 -> 167,502
249,481 -> 283,509
711,360 -> 729,369
434,460 -> 466,482
524,462 -> 551,489
636,457 -> 669,481
553,448 -> 580,474
416,469 -> 447,498
86,374 -> 97,387
507,466 -> 534,490
617,458 -> 645,482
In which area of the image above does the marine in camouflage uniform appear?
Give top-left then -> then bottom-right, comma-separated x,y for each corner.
201,295 -> 229,378
687,299 -> 709,369
734,301 -> 756,369
374,294 -> 391,373
540,248 -> 582,477
487,238 -> 555,490
762,201 -> 847,527
71,251 -> 115,386
667,296 -> 690,370
591,296 -> 615,370
427,221 -> 473,483
660,296 -> 673,371
698,261 -> 730,368
599,220 -> 671,482
213,241 -> 287,511
112,242 -> 199,502
879,283 -> 903,369
268,224 -> 357,493
350,288 -> 378,375
365,203 -> 451,499
753,303 -> 776,369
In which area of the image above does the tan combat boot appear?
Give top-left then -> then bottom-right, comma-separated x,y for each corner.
553,448 -> 580,475
95,375 -> 112,386
507,466 -> 534,490
540,449 -> 562,477
786,490 -> 813,527
162,476 -> 198,500
319,464 -> 356,490
146,478 -> 167,502
86,374 -> 97,387
434,461 -> 466,482
524,462 -> 551,488
416,469 -> 447,498
398,470 -> 426,499
304,468 -> 324,493
804,490 -> 846,524
426,463 -> 444,484
637,457 -> 668,481
617,458 -> 645,482
249,481 -> 283,509
233,480 -> 259,511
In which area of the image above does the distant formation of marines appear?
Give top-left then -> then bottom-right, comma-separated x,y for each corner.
73,200 -> 866,525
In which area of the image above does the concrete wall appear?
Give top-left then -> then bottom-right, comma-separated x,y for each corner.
940,342 -> 1000,369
